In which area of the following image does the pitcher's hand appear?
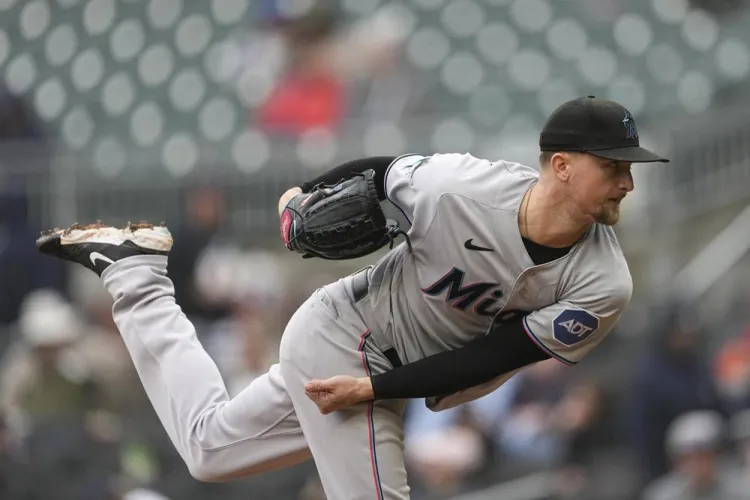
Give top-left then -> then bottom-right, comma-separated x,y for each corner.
305,376 -> 374,414
278,187 -> 303,217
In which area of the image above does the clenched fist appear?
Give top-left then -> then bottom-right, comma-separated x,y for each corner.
305,376 -> 374,414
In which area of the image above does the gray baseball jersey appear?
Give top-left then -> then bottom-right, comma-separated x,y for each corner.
100,152 -> 633,499
360,152 -> 633,410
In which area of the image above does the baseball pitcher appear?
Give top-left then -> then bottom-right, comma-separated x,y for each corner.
36,97 -> 668,499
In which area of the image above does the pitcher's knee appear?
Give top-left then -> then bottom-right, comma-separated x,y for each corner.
187,462 -> 225,483
183,449 -> 238,482
187,448 -> 312,482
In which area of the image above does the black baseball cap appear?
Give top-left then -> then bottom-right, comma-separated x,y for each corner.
539,96 -> 669,163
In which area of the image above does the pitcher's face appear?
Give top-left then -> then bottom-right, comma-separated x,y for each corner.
566,153 -> 634,226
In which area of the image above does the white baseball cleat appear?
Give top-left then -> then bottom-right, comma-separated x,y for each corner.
36,221 -> 173,276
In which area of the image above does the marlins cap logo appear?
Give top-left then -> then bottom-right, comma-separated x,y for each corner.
622,111 -> 638,140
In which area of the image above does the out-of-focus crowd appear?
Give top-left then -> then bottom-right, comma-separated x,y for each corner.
0,0 -> 749,499
1,175 -> 749,500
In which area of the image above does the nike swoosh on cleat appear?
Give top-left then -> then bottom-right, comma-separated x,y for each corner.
90,252 -> 115,266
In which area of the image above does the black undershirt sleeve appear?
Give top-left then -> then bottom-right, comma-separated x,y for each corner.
370,318 -> 550,400
300,156 -> 397,201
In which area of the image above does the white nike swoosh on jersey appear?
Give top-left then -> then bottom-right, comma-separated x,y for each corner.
90,252 -> 115,266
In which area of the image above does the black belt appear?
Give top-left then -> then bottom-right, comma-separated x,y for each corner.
351,269 -> 402,368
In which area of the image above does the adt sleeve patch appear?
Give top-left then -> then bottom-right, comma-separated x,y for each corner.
553,309 -> 600,346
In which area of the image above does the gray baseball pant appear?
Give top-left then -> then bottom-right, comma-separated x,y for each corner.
102,255 -> 409,499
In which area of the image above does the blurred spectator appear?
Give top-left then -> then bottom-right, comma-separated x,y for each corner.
198,250 -> 287,396
242,1 -> 428,136
0,87 -> 53,190
207,306 -> 278,397
406,417 -> 486,498
729,409 -> 750,489
641,411 -> 747,500
0,410 -> 33,499
0,290 -> 129,500
404,376 -> 520,497
714,326 -> 750,413
555,381 -> 615,465
551,380 -> 631,500
0,289 -> 97,431
628,305 -> 727,483
24,414 -> 121,500
0,89 -> 44,142
168,184 -> 232,326
498,360 -> 571,467
0,185 -> 68,330
340,7 -> 429,123
257,3 -> 346,135
0,88 -> 67,331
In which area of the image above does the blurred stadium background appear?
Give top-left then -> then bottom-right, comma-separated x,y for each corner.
0,0 -> 749,498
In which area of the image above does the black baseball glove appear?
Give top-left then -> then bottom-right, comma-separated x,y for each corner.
280,170 -> 410,260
